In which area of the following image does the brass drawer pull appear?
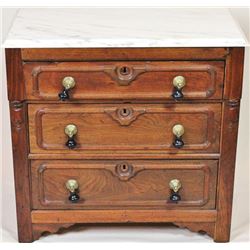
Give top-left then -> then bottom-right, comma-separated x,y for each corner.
172,76 -> 186,100
65,124 -> 78,149
65,179 -> 80,203
58,76 -> 76,101
172,124 -> 185,149
169,179 -> 182,202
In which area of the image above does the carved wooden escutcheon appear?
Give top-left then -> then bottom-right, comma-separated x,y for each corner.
105,107 -> 146,126
115,162 -> 134,181
104,65 -> 146,86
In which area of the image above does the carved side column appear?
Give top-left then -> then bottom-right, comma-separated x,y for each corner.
214,100 -> 241,242
214,48 -> 245,242
9,101 -> 33,242
6,49 -> 33,242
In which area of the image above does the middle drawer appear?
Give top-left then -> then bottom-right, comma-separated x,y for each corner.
28,103 -> 221,155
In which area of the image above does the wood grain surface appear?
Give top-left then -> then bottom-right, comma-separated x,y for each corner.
21,48 -> 230,61
5,47 -> 244,242
31,160 -> 218,210
31,209 -> 217,224
28,103 -> 221,155
6,49 -> 33,242
23,61 -> 224,100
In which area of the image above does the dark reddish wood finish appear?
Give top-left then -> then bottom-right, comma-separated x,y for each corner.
213,48 -> 244,242
32,223 -> 75,240
31,209 -> 217,223
173,222 -> 215,238
31,160 -> 218,210
224,48 -> 245,100
6,49 -> 26,101
214,100 -> 241,242
6,49 -> 33,242
21,48 -> 230,61
6,47 -> 245,242
23,61 -> 224,100
28,103 -> 221,155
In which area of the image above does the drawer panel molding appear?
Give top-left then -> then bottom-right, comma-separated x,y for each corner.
31,160 -> 218,210
28,103 -> 221,154
24,61 -> 225,101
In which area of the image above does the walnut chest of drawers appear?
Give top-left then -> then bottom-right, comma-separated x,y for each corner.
6,47 -> 245,242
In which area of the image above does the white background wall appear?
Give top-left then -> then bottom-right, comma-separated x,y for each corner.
0,8 -> 249,242
1,8 -> 18,41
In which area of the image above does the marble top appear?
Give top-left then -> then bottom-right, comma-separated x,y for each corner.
3,8 -> 248,48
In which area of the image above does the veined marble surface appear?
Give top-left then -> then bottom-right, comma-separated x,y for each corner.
3,8 -> 248,48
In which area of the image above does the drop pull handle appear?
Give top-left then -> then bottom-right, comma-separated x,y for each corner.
172,76 -> 186,100
58,76 -> 76,101
172,124 -> 185,149
64,124 -> 77,149
169,179 -> 182,203
65,179 -> 80,203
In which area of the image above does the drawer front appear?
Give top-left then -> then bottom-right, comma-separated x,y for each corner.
28,103 -> 221,155
31,160 -> 218,209
24,61 -> 224,100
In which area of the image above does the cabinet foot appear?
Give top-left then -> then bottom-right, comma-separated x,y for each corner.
32,223 -> 75,241
173,222 -> 215,239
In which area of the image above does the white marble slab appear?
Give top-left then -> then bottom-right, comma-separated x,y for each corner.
3,8 -> 248,48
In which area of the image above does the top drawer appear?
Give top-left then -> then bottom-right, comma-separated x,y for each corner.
23,61 -> 225,101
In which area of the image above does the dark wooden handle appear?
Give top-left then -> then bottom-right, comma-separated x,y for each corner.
68,191 -> 80,203
65,137 -> 77,149
172,87 -> 184,100
58,88 -> 70,101
173,136 -> 184,148
169,191 -> 181,202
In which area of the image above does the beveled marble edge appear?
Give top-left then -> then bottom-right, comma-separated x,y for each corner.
3,38 -> 247,48
2,8 -> 248,48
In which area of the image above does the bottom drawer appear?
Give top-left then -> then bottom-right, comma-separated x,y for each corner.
31,160 -> 218,210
